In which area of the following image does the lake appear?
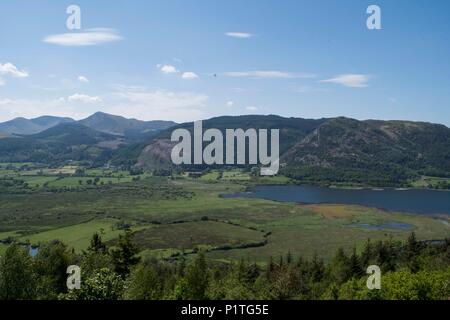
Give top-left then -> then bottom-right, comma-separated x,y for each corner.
224,185 -> 450,215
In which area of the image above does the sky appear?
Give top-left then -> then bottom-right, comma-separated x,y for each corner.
0,0 -> 450,125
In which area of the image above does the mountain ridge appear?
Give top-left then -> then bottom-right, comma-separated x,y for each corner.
1,113 -> 450,186
0,112 -> 177,137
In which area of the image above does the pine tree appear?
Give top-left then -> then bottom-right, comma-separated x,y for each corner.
309,253 -> 325,282
349,247 -> 364,277
177,252 -> 209,299
330,247 -> 351,285
360,239 -> 373,269
111,231 -> 141,277
88,232 -> 106,253
404,232 -> 422,272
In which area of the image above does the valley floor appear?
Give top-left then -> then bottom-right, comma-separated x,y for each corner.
1,167 -> 448,263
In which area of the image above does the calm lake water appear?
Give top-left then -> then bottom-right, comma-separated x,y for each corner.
224,185 -> 450,216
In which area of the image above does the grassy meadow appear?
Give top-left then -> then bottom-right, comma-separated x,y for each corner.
0,164 -> 448,263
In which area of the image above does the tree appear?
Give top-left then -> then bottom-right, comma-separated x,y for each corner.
329,248 -> 351,285
0,244 -> 36,300
125,263 -> 164,300
309,253 -> 325,282
33,240 -> 77,299
174,252 -> 209,299
111,231 -> 141,278
88,233 -> 106,253
360,239 -> 373,269
404,232 -> 422,272
82,233 -> 112,277
349,247 -> 364,278
61,268 -> 124,300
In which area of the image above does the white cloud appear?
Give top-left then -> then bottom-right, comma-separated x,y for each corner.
0,63 -> 29,78
110,86 -> 208,122
225,32 -> 253,39
68,93 -> 102,103
157,64 -> 178,74
321,74 -> 370,88
0,86 -> 209,122
246,106 -> 258,111
157,64 -> 199,80
181,72 -> 198,79
43,28 -> 123,46
226,100 -> 234,107
224,71 -> 315,79
78,76 -> 89,83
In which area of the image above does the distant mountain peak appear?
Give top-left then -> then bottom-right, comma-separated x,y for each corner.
79,112 -> 176,136
0,115 -> 75,135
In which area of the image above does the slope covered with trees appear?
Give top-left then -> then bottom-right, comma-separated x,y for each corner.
0,232 -> 448,300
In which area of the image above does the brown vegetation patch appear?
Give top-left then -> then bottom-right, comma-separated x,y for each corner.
303,204 -> 355,219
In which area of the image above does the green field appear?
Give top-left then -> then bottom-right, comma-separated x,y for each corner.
1,167 -> 448,262
133,220 -> 265,250
411,176 -> 450,188
15,219 -> 127,251
0,164 -> 148,190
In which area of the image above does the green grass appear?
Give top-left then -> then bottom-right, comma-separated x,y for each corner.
0,230 -> 22,239
132,220 -> 264,250
199,171 -> 220,181
221,170 -> 251,181
0,172 -> 449,262
16,218 -> 147,252
411,176 -> 450,188
0,244 -> 8,257
21,176 -> 58,187
47,176 -> 136,187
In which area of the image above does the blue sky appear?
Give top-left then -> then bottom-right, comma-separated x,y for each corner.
0,0 -> 450,125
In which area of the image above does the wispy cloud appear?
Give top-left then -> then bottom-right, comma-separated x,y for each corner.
226,100 -> 234,107
78,76 -> 89,83
109,86 -> 208,122
0,78 -> 4,86
321,74 -> 370,88
225,32 -> 253,39
43,28 -> 123,46
67,93 -> 102,103
224,71 -> 315,79
0,63 -> 29,78
181,72 -> 198,79
246,106 -> 258,111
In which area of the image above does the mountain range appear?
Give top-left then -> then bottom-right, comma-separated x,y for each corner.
0,112 -> 176,136
0,116 -> 74,135
1,112 -> 450,186
134,115 -> 450,186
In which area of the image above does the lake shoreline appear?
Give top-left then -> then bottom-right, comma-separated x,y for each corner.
224,184 -> 450,216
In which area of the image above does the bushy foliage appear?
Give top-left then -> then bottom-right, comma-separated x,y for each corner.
0,233 -> 448,300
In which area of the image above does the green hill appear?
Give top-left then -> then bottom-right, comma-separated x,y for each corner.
130,115 -> 450,186
79,111 -> 176,137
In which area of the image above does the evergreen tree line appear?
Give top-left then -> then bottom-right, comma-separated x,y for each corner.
0,232 -> 448,300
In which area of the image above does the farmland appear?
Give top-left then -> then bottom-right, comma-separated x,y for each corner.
0,164 -> 448,263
